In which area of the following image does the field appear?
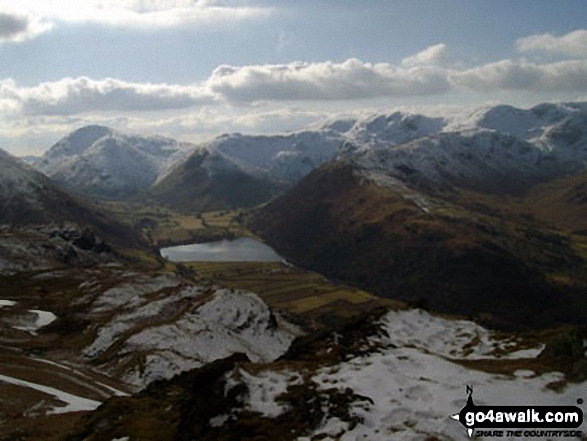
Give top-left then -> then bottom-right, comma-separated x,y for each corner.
185,261 -> 401,327
96,201 -> 395,326
99,201 -> 252,246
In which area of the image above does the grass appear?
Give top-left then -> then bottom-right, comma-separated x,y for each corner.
99,201 -> 253,247
97,201 -> 402,326
185,261 -> 400,326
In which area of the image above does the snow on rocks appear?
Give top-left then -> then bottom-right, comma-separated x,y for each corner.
119,289 -> 299,387
81,274 -> 300,388
305,348 -> 583,441
296,309 -> 581,441
226,368 -> 303,419
12,309 -> 57,334
0,224 -> 114,275
83,280 -> 202,357
376,308 -> 544,360
90,272 -> 182,313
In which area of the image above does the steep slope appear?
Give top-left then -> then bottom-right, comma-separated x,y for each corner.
148,130 -> 345,212
0,234 -> 300,440
149,149 -> 288,213
61,306 -> 586,441
523,169 -> 587,233
150,101 -> 587,212
37,126 -> 195,199
0,149 -> 144,249
351,130 -> 550,195
250,162 -> 587,329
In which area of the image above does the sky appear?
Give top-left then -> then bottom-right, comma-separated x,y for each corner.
1,0 -> 587,155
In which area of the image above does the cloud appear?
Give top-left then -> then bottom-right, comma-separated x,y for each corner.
3,40 -> 587,122
0,77 -> 213,116
401,43 -> 449,67
143,107 -> 330,136
207,58 -> 452,102
0,11 -> 52,43
517,29 -> 587,58
452,59 -> 587,93
0,0 -> 272,34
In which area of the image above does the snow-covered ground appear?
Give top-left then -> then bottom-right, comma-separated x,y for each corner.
235,369 -> 302,418
119,289 -> 299,387
377,309 -> 544,360
222,308 -> 583,441
304,350 -> 583,441
79,268 -> 301,388
13,309 -> 57,333
0,374 -> 101,414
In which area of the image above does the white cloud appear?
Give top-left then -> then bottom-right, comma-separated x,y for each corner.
452,59 -> 587,93
0,11 -> 52,43
0,77 -> 213,116
2,55 -> 587,121
0,0 -> 271,37
517,29 -> 587,58
401,44 -> 449,67
207,58 -> 452,102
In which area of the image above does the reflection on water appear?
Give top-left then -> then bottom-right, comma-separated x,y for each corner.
160,237 -> 283,262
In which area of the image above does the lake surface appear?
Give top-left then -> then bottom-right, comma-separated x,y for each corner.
160,237 -> 283,262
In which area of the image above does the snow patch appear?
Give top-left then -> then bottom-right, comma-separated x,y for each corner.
13,309 -> 57,333
378,309 -> 544,360
0,374 -> 101,414
296,309 -> 579,440
239,369 -> 302,418
120,289 -> 299,387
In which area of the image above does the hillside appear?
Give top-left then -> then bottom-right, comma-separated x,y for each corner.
60,305 -> 586,441
0,149 -> 144,249
33,102 -> 587,211
149,149 -> 287,213
250,161 -> 587,329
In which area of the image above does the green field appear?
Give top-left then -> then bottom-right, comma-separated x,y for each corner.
99,201 -> 252,246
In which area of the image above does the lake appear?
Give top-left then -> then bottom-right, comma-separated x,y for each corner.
160,237 -> 283,262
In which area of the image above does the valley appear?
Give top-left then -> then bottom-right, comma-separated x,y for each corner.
1,100 -> 586,440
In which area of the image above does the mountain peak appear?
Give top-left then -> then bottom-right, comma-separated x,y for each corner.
46,125 -> 115,159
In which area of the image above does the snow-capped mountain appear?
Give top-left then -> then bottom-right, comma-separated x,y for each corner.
346,102 -> 587,194
190,101 -> 587,188
37,125 -> 196,198
352,130 -> 550,194
151,101 -> 587,211
34,101 -> 587,207
198,130 -> 345,183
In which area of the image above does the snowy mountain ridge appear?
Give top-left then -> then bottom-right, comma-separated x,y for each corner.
27,100 -> 587,202
176,100 -> 587,191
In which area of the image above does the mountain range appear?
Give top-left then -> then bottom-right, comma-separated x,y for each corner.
24,101 -> 587,212
2,100 -> 587,440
